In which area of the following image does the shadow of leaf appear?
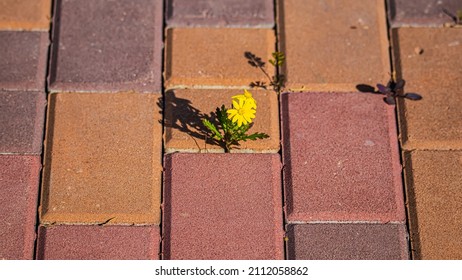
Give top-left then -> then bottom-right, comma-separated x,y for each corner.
160,90 -> 223,150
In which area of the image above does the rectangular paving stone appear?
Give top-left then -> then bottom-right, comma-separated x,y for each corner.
286,223 -> 409,260
0,31 -> 49,91
164,28 -> 275,89
49,0 -> 163,93
388,0 -> 462,27
0,156 -> 41,260
0,0 -> 51,30
163,153 -> 284,260
281,92 -> 405,223
36,225 -> 160,259
40,93 -> 163,225
164,88 -> 279,153
0,91 -> 46,154
278,0 -> 390,91
404,150 -> 462,259
392,28 -> 462,150
166,0 -> 274,27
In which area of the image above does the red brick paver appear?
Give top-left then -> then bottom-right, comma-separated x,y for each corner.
166,0 -> 274,28
287,223 -> 409,260
281,92 -> 405,223
0,31 -> 49,91
48,0 -> 163,93
0,156 -> 41,260
163,153 -> 284,259
36,225 -> 160,260
0,91 -> 46,154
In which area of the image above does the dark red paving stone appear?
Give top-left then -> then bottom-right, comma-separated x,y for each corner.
278,0 -> 390,92
281,92 -> 405,223
40,93 -> 163,225
404,151 -> 462,259
0,31 -> 48,91
388,0 -> 462,27
166,0 -> 274,28
163,153 -> 284,260
36,225 -> 160,260
392,28 -> 462,150
0,91 -> 46,154
48,0 -> 163,93
0,156 -> 41,260
286,223 -> 409,260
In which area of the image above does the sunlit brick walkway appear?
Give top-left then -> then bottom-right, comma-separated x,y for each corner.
1,0 -> 461,260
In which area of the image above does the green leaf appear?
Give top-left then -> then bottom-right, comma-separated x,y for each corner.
202,119 -> 222,140
242,132 -> 270,141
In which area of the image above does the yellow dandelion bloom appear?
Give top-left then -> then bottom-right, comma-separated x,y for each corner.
232,89 -> 257,109
227,98 -> 256,127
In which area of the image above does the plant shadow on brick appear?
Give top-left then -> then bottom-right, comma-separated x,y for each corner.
442,8 -> 462,26
160,91 -> 222,151
356,79 -> 422,105
245,51 -> 286,94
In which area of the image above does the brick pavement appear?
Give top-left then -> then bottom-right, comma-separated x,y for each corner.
0,0 -> 460,260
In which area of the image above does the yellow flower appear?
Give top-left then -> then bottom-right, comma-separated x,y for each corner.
232,89 -> 257,109
227,98 -> 256,127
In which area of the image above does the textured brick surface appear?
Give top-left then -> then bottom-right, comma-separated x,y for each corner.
164,28 -> 275,89
404,151 -> 462,259
278,0 -> 390,91
0,156 -> 41,260
388,0 -> 462,27
49,0 -> 163,93
286,223 -> 409,260
166,0 -> 274,27
40,93 -> 162,225
36,225 -> 160,260
0,0 -> 51,30
392,28 -> 462,150
0,31 -> 49,91
163,153 -> 284,260
164,88 -> 279,153
0,91 -> 46,154
281,92 -> 405,223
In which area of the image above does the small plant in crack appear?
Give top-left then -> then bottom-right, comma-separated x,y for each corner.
376,79 -> 422,105
356,78 -> 422,105
442,8 -> 462,26
245,51 -> 286,94
202,90 -> 269,152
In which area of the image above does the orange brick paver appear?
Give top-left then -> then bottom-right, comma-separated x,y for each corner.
404,150 -> 462,259
0,0 -> 51,31
278,0 -> 390,91
164,88 -> 279,153
164,28 -> 275,89
392,28 -> 462,150
40,93 -> 163,225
